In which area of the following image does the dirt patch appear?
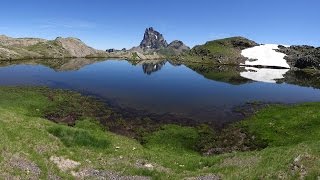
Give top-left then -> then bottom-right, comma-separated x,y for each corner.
50,156 -> 81,172
8,154 -> 41,177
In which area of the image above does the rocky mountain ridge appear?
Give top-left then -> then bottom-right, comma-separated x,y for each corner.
139,27 -> 168,49
129,27 -> 190,56
1,29 -> 319,70
0,35 -> 107,61
177,36 -> 320,71
277,45 -> 320,70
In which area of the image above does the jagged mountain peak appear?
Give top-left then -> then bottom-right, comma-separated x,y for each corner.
139,27 -> 168,49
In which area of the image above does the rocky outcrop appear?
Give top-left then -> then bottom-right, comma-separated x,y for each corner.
139,27 -> 168,49
277,45 -> 320,70
168,40 -> 189,50
127,27 -> 190,59
0,35 -> 108,61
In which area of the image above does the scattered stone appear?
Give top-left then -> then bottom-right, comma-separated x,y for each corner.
72,168 -> 151,180
135,160 -> 171,173
8,154 -> 41,177
185,174 -> 221,180
144,163 -> 154,169
290,154 -> 313,179
50,156 -> 81,172
47,172 -> 62,180
294,155 -> 301,163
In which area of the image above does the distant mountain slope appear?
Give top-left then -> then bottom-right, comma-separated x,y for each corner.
177,37 -> 258,64
0,35 -> 107,60
177,36 -> 320,71
1,31 -> 319,67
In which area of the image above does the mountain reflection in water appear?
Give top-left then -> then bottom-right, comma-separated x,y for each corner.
0,58 -> 319,126
139,60 -> 166,75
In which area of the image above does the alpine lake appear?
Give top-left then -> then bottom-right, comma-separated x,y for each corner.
1,58 -> 319,127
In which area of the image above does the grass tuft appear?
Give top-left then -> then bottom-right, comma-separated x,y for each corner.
48,125 -> 110,149
143,125 -> 199,153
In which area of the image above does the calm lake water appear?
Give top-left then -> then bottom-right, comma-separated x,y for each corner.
0,59 -> 319,125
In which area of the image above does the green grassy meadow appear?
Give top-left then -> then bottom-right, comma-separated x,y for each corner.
0,87 -> 319,179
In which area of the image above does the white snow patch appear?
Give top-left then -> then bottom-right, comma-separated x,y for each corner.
155,35 -> 158,39
241,44 -> 290,68
240,67 -> 289,83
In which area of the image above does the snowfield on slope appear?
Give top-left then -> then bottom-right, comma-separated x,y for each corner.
241,44 -> 290,68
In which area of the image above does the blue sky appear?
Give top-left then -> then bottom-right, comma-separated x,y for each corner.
0,0 -> 319,49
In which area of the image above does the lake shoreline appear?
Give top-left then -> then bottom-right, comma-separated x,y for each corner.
1,85 -> 320,178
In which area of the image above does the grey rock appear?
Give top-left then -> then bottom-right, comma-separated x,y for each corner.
168,40 -> 189,50
139,27 -> 168,49
167,40 -> 190,53
277,45 -> 320,69
129,27 -> 189,57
